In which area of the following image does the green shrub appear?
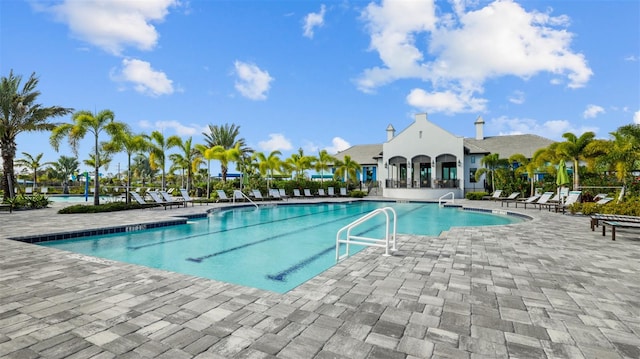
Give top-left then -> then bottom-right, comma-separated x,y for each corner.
5,194 -> 50,210
58,202 -> 150,214
349,190 -> 366,198
466,192 -> 488,200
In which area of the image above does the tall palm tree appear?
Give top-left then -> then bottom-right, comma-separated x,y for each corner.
314,149 -> 336,183
168,137 -> 199,191
205,144 -> 241,183
195,143 -> 212,197
132,154 -> 155,187
107,130 -> 148,203
474,153 -> 508,192
50,109 -> 126,205
597,125 -> 640,185
0,70 -> 73,200
509,153 -> 538,196
555,131 -> 596,190
146,130 -> 181,190
51,155 -> 79,194
202,123 -> 250,181
286,148 -> 313,180
14,152 -> 53,190
333,155 -> 361,184
254,150 -> 282,190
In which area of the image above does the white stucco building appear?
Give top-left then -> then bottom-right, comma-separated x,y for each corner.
333,113 -> 554,200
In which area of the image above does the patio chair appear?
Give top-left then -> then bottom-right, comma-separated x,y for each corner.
216,190 -> 231,202
339,188 -> 348,197
318,188 -> 327,197
278,189 -> 289,200
147,191 -> 182,209
178,189 -> 195,206
327,187 -> 336,197
293,189 -> 303,198
252,189 -> 265,201
513,194 -> 540,209
130,191 -> 156,208
530,191 -> 555,210
499,192 -> 520,207
482,190 -> 502,200
233,190 -> 246,202
590,213 -> 640,231
303,189 -> 314,198
553,191 -> 582,213
595,197 -> 613,205
269,189 -> 282,200
40,187 -> 48,194
25,187 -> 34,196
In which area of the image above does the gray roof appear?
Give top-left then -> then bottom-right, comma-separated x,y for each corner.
333,144 -> 382,165
464,134 -> 555,158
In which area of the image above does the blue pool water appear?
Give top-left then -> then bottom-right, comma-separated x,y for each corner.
49,195 -> 110,203
41,201 -> 522,293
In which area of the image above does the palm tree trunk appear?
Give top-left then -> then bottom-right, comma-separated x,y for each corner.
1,140 -> 16,200
126,154 -> 132,204
573,159 -> 580,190
94,134 -> 100,205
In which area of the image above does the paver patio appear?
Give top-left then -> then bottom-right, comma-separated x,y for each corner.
1,198 -> 639,358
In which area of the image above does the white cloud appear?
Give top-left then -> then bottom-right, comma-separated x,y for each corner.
406,88 -> 486,114
357,0 -> 592,114
325,137 -> 351,154
138,119 -> 198,136
258,134 -> 293,152
303,4 -> 326,38
634,111 -> 640,124
46,0 -> 178,55
508,90 -> 525,105
234,61 -> 274,100
488,115 -> 598,140
625,55 -> 638,62
111,58 -> 174,96
583,104 -> 605,119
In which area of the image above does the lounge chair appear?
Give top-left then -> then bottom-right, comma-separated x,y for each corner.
147,191 -> 182,209
216,190 -> 231,202
327,187 -> 336,197
590,214 -> 640,231
513,194 -> 540,209
482,190 -> 502,200
499,192 -> 520,207
601,220 -> 640,241
293,189 -> 303,198
303,189 -> 314,198
130,191 -> 157,208
529,192 -> 555,210
269,189 -> 282,200
595,197 -> 613,205
318,188 -> 327,197
278,189 -> 289,200
552,191 -> 581,213
233,190 -> 245,202
40,187 -> 48,194
177,189 -> 196,207
252,189 -> 265,201
339,188 -> 348,197
25,187 -> 34,196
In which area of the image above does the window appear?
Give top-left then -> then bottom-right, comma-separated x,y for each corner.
469,168 -> 477,183
471,156 -> 476,164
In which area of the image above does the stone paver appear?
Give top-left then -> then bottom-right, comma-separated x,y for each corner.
1,198 -> 639,358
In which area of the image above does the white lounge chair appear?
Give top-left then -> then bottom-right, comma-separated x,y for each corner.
178,189 -> 195,206
482,190 -> 502,200
40,187 -> 48,194
499,192 -> 520,207
530,192 -> 555,210
303,189 -> 314,198
130,191 -> 155,207
339,188 -> 348,197
216,190 -> 231,202
553,191 -> 582,213
147,191 -> 181,209
269,189 -> 282,200
318,188 -> 327,197
278,189 -> 289,200
293,189 -> 303,198
513,194 -> 540,208
233,190 -> 245,201
327,187 -> 336,197
252,189 -> 265,201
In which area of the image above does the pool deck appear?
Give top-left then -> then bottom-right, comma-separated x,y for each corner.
1,198 -> 639,358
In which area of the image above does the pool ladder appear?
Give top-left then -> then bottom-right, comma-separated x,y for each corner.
336,207 -> 397,262
438,192 -> 455,207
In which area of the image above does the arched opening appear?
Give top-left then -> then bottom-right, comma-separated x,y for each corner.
411,155 -> 432,188
434,154 -> 459,188
386,156 -> 407,188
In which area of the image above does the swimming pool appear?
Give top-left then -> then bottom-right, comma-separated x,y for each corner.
41,201 -> 522,293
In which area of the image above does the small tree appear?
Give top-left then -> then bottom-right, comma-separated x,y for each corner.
14,152 -> 54,190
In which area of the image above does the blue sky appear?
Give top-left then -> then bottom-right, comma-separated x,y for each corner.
1,0 -> 639,177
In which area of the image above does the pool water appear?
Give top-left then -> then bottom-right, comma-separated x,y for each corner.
49,195 -> 110,203
41,201 -> 521,293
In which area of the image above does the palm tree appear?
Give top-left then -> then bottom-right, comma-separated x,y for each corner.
50,109 -> 126,205
333,155 -> 361,184
205,144 -> 241,184
286,148 -> 313,180
146,130 -> 181,191
0,70 -> 73,200
254,150 -> 282,190
509,153 -> 538,196
202,123 -> 250,181
555,131 -> 596,190
168,137 -> 199,192
314,149 -> 336,183
597,125 -> 640,185
132,154 -> 155,187
195,143 -> 212,198
107,130 -> 148,203
51,155 -> 79,194
474,153 -> 508,192
14,152 -> 54,190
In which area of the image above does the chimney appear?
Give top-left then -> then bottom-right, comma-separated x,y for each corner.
474,116 -> 485,140
386,124 -> 395,141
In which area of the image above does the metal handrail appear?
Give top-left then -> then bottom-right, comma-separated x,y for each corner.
336,207 -> 397,262
233,190 -> 258,209
438,192 -> 455,206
